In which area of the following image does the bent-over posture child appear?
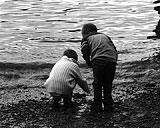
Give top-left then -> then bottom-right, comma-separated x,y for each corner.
81,23 -> 118,113
44,49 -> 90,108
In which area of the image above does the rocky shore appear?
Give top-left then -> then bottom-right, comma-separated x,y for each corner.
0,52 -> 160,127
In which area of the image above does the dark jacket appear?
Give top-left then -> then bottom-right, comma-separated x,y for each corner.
81,32 -> 118,66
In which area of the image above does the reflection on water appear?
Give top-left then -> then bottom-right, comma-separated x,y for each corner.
0,0 -> 159,63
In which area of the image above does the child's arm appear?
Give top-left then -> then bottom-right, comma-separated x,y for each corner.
73,65 -> 90,93
81,39 -> 91,67
78,78 -> 90,93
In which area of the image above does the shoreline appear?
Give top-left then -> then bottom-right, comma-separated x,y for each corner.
0,50 -> 160,127
0,39 -> 160,127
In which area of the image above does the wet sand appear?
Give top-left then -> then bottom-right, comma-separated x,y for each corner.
0,53 -> 160,127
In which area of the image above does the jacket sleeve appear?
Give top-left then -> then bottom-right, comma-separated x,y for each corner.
81,39 -> 91,67
73,65 -> 90,93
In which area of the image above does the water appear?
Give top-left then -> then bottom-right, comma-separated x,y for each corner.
0,0 -> 159,63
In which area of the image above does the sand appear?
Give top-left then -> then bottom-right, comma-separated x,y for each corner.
0,53 -> 160,127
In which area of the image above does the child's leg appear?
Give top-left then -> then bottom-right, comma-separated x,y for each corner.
92,75 -> 103,107
63,96 -> 73,108
91,60 -> 105,112
53,96 -> 61,108
50,92 -> 61,108
103,62 -> 116,111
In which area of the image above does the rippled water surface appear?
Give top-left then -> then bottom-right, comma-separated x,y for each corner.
0,0 -> 159,63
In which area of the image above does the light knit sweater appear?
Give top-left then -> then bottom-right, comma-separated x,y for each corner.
44,56 -> 89,97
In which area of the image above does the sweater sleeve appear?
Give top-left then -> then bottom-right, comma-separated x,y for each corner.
72,65 -> 90,93
81,39 -> 91,67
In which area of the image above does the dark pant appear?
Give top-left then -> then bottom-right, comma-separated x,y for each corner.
50,93 -> 72,108
92,59 -> 116,110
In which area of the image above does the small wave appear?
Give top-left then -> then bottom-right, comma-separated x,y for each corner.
0,61 -> 87,70
0,73 -> 21,79
30,37 -> 81,43
0,62 -> 54,70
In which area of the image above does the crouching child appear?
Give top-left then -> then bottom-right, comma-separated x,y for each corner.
44,49 -> 90,108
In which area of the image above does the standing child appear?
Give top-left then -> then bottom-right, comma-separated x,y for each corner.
44,49 -> 90,108
81,23 -> 118,113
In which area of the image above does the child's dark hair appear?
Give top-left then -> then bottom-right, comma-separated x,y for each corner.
82,23 -> 97,35
63,49 -> 78,61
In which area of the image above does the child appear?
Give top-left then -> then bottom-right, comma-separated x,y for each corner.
81,23 -> 118,113
44,49 -> 90,108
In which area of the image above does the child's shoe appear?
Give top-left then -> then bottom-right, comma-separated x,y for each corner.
63,98 -> 74,108
53,97 -> 61,108
90,102 -> 103,113
103,105 -> 113,113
